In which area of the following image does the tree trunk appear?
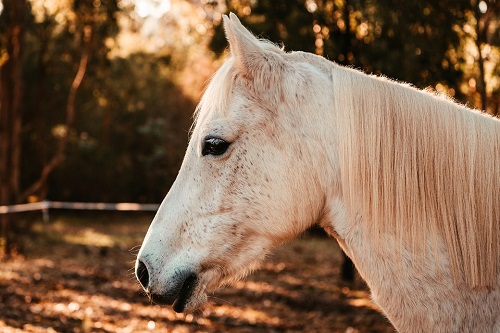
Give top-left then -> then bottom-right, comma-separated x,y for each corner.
473,0 -> 499,114
33,23 -> 52,198
474,27 -> 488,111
0,0 -> 27,256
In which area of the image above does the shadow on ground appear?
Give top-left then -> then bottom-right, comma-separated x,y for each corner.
0,214 -> 395,333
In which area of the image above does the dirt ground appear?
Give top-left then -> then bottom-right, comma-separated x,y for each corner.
0,213 -> 395,333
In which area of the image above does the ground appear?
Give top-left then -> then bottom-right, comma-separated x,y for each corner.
0,213 -> 395,333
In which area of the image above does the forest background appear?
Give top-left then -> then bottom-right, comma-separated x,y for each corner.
0,0 -> 499,234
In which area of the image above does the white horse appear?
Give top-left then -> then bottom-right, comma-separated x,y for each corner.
136,13 -> 500,332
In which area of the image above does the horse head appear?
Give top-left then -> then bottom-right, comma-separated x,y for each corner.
135,13 -> 337,312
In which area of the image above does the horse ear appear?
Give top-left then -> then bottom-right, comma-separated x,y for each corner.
223,13 -> 278,78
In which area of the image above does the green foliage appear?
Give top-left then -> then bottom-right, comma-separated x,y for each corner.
210,0 -> 499,112
318,0 -> 469,92
212,0 -> 315,54
50,53 -> 194,202
5,0 -> 194,203
1,0 -> 498,206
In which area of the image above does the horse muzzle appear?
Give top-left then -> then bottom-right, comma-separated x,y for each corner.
135,259 -> 199,313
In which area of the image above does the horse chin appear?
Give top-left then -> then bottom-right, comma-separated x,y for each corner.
171,274 -> 202,313
171,270 -> 221,313
174,245 -> 270,313
175,288 -> 208,313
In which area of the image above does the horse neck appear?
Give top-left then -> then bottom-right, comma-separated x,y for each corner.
327,62 -> 500,289
315,59 -> 500,332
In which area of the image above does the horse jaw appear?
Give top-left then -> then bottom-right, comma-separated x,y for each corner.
136,195 -> 277,312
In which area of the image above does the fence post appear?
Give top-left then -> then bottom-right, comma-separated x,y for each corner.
42,201 -> 50,222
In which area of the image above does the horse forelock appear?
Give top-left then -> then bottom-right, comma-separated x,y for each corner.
193,59 -> 238,128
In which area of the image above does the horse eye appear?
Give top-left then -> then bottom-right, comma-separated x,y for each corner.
202,137 -> 230,156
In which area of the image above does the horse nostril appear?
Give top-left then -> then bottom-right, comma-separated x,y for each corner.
136,260 -> 150,290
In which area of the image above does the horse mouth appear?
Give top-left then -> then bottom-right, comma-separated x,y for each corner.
172,274 -> 198,312
150,273 -> 199,313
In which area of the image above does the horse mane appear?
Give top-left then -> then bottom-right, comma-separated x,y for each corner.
333,65 -> 500,288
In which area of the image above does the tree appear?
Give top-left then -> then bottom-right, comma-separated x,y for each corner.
21,0 -> 119,201
459,0 -> 500,115
208,0 -> 499,112
315,0 -> 471,93
0,0 -> 28,255
0,0 -> 120,254
209,0 -> 316,54
20,22 -> 93,202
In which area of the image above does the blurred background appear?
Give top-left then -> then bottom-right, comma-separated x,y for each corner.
0,0 -> 498,207
0,0 -> 499,332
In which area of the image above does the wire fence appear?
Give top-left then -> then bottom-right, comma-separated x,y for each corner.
0,201 -> 160,222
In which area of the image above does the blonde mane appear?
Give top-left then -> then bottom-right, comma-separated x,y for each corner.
334,65 -> 500,288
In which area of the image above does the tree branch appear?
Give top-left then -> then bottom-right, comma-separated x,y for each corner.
19,25 -> 93,202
